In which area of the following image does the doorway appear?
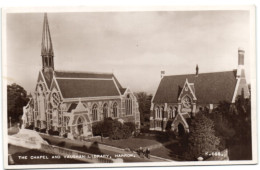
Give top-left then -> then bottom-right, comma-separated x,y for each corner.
77,117 -> 84,135
178,123 -> 185,137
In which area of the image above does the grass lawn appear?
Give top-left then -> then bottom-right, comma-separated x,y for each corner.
87,134 -> 174,151
40,134 -> 154,162
88,137 -> 160,151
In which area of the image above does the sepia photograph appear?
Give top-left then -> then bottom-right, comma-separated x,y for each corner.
2,6 -> 257,169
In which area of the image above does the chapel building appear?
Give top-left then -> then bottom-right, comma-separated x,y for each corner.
150,48 -> 250,135
22,14 -> 140,139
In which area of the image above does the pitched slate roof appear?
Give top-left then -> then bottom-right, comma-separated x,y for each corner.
55,71 -> 113,79
56,79 -> 120,98
54,70 -> 124,90
53,71 -> 124,98
42,71 -> 53,88
67,103 -> 78,112
153,70 -> 238,104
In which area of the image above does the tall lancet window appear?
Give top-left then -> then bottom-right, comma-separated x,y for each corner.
37,84 -> 45,124
155,106 -> 160,119
125,94 -> 132,115
103,103 -> 108,118
112,102 -> 118,117
92,104 -> 98,121
169,106 -> 174,119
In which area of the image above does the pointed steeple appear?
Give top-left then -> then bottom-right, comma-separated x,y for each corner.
41,13 -> 54,71
41,13 -> 54,57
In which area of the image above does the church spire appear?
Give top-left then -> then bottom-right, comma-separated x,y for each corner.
41,13 -> 54,71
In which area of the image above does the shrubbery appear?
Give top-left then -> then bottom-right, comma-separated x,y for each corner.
124,122 -> 136,133
35,127 -> 39,132
25,124 -> 34,130
63,133 -> 68,138
92,118 -> 136,140
39,128 -> 47,133
48,129 -> 60,136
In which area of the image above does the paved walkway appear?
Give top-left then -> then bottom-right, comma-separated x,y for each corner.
40,133 -> 174,162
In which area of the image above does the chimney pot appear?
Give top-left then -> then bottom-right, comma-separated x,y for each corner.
161,70 -> 165,78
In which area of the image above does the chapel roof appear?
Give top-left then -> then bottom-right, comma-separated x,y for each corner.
53,70 -> 124,99
153,70 -> 238,104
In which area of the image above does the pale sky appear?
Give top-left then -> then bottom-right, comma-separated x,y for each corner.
6,11 -> 251,94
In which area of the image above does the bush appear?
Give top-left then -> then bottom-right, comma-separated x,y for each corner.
35,127 -> 39,132
92,118 -> 134,140
109,121 -> 132,140
48,129 -> 60,136
25,124 -> 34,130
124,122 -> 136,133
39,128 -> 46,133
122,125 -> 132,139
63,133 -> 68,138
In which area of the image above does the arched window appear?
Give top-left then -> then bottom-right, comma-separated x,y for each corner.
113,102 -> 118,117
174,107 -> 177,117
160,106 -> 164,118
155,106 -> 160,119
125,94 -> 132,115
92,104 -> 98,121
103,103 -> 108,118
169,106 -> 177,119
169,106 -> 173,119
181,95 -> 192,108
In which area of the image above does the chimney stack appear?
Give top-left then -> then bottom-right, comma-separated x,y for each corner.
238,47 -> 245,66
161,70 -> 165,78
237,47 -> 245,79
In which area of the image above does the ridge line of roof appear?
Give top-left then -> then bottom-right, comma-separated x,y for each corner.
56,78 -> 113,80
163,69 -> 237,78
55,70 -> 114,75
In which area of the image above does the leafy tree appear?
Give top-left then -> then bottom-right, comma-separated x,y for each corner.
135,92 -> 152,125
92,118 -> 133,140
198,96 -> 251,160
206,101 -> 236,150
7,83 -> 29,124
186,112 -> 220,160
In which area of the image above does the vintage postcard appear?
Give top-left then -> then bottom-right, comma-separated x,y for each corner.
2,6 -> 257,169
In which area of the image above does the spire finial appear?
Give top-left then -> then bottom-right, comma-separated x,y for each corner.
196,64 -> 199,76
41,13 -> 54,71
41,13 -> 54,57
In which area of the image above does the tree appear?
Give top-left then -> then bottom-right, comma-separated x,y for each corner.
7,83 -> 29,124
206,101 -> 236,150
200,96 -> 252,160
186,112 -> 220,160
135,92 -> 152,126
92,118 -> 133,140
